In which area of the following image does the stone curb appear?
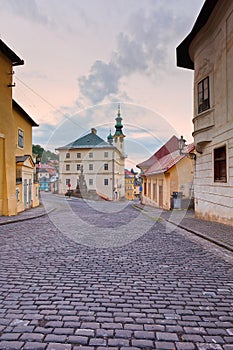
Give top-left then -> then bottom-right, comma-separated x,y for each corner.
0,207 -> 56,226
133,204 -> 233,253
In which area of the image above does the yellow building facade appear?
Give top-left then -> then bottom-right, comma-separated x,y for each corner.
0,39 -> 39,216
137,136 -> 195,210
125,169 -> 135,201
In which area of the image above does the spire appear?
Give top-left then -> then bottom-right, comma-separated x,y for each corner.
107,129 -> 113,145
114,104 -> 124,136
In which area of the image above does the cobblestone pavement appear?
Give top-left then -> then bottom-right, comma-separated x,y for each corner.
0,195 -> 233,350
133,204 -> 233,251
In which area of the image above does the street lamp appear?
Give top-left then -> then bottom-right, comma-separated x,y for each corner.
178,135 -> 196,160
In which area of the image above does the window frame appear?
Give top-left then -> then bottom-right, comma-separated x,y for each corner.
198,76 -> 210,114
214,145 -> 227,183
89,163 -> 94,171
104,151 -> 108,158
104,163 -> 108,171
104,178 -> 109,186
77,152 -> 81,159
18,128 -> 24,149
66,164 -> 70,171
89,152 -> 93,158
66,152 -> 70,158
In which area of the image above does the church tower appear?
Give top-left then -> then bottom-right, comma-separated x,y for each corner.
113,104 -> 125,155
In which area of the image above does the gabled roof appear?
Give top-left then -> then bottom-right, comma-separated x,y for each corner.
57,131 -> 114,150
13,100 -> 38,127
176,0 -> 219,69
125,169 -> 135,178
0,39 -> 24,66
16,155 -> 35,167
137,135 -> 179,170
144,144 -> 195,176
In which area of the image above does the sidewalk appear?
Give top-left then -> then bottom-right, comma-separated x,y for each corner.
133,203 -> 233,253
0,204 -> 50,225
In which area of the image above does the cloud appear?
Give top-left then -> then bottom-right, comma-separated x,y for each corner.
78,61 -> 121,105
77,2 -> 197,105
2,0 -> 51,26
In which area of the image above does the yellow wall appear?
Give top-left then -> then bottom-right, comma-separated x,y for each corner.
125,177 -> 134,200
0,52 -> 17,215
0,50 -> 39,216
142,156 -> 194,210
13,107 -> 33,156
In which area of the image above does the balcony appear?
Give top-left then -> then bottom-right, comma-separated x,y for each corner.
192,108 -> 214,150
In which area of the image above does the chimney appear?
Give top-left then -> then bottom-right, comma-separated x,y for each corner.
91,128 -> 97,134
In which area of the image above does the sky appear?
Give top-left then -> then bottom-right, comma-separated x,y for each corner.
0,0 -> 204,168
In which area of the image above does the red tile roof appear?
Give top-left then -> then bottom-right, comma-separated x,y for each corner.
144,143 -> 194,176
137,135 -> 179,170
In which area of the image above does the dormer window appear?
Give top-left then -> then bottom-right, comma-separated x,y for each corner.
198,76 -> 210,114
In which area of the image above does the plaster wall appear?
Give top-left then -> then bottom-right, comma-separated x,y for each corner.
58,147 -> 125,200
0,53 -> 17,215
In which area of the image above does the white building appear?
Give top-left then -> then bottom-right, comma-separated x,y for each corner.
177,0 -> 233,225
57,107 -> 126,200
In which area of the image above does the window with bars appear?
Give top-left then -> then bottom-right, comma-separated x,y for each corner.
214,146 -> 227,182
198,76 -> 210,114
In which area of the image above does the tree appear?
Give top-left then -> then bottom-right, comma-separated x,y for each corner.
32,144 -> 44,159
32,144 -> 58,163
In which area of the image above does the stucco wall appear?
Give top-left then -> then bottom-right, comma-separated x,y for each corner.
58,147 -> 125,200
0,52 -> 17,215
190,0 -> 233,225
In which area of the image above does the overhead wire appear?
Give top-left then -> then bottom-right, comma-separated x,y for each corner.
14,76 -> 86,132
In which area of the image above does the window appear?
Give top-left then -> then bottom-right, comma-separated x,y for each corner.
198,76 -> 210,114
104,179 -> 109,186
16,188 -> 19,202
66,164 -> 70,171
214,146 -> 227,182
77,153 -> 81,158
104,151 -> 108,158
77,164 -> 81,171
66,152 -> 70,158
18,129 -> 24,148
104,163 -> 108,171
89,178 -> 93,186
89,152 -> 93,158
89,164 -> 93,171
66,179 -> 70,185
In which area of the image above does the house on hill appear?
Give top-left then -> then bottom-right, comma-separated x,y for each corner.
137,136 -> 195,210
177,0 -> 233,225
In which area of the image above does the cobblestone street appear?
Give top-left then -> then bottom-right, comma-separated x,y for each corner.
0,195 -> 233,350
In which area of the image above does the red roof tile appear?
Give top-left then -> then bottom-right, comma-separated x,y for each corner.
144,143 -> 194,176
